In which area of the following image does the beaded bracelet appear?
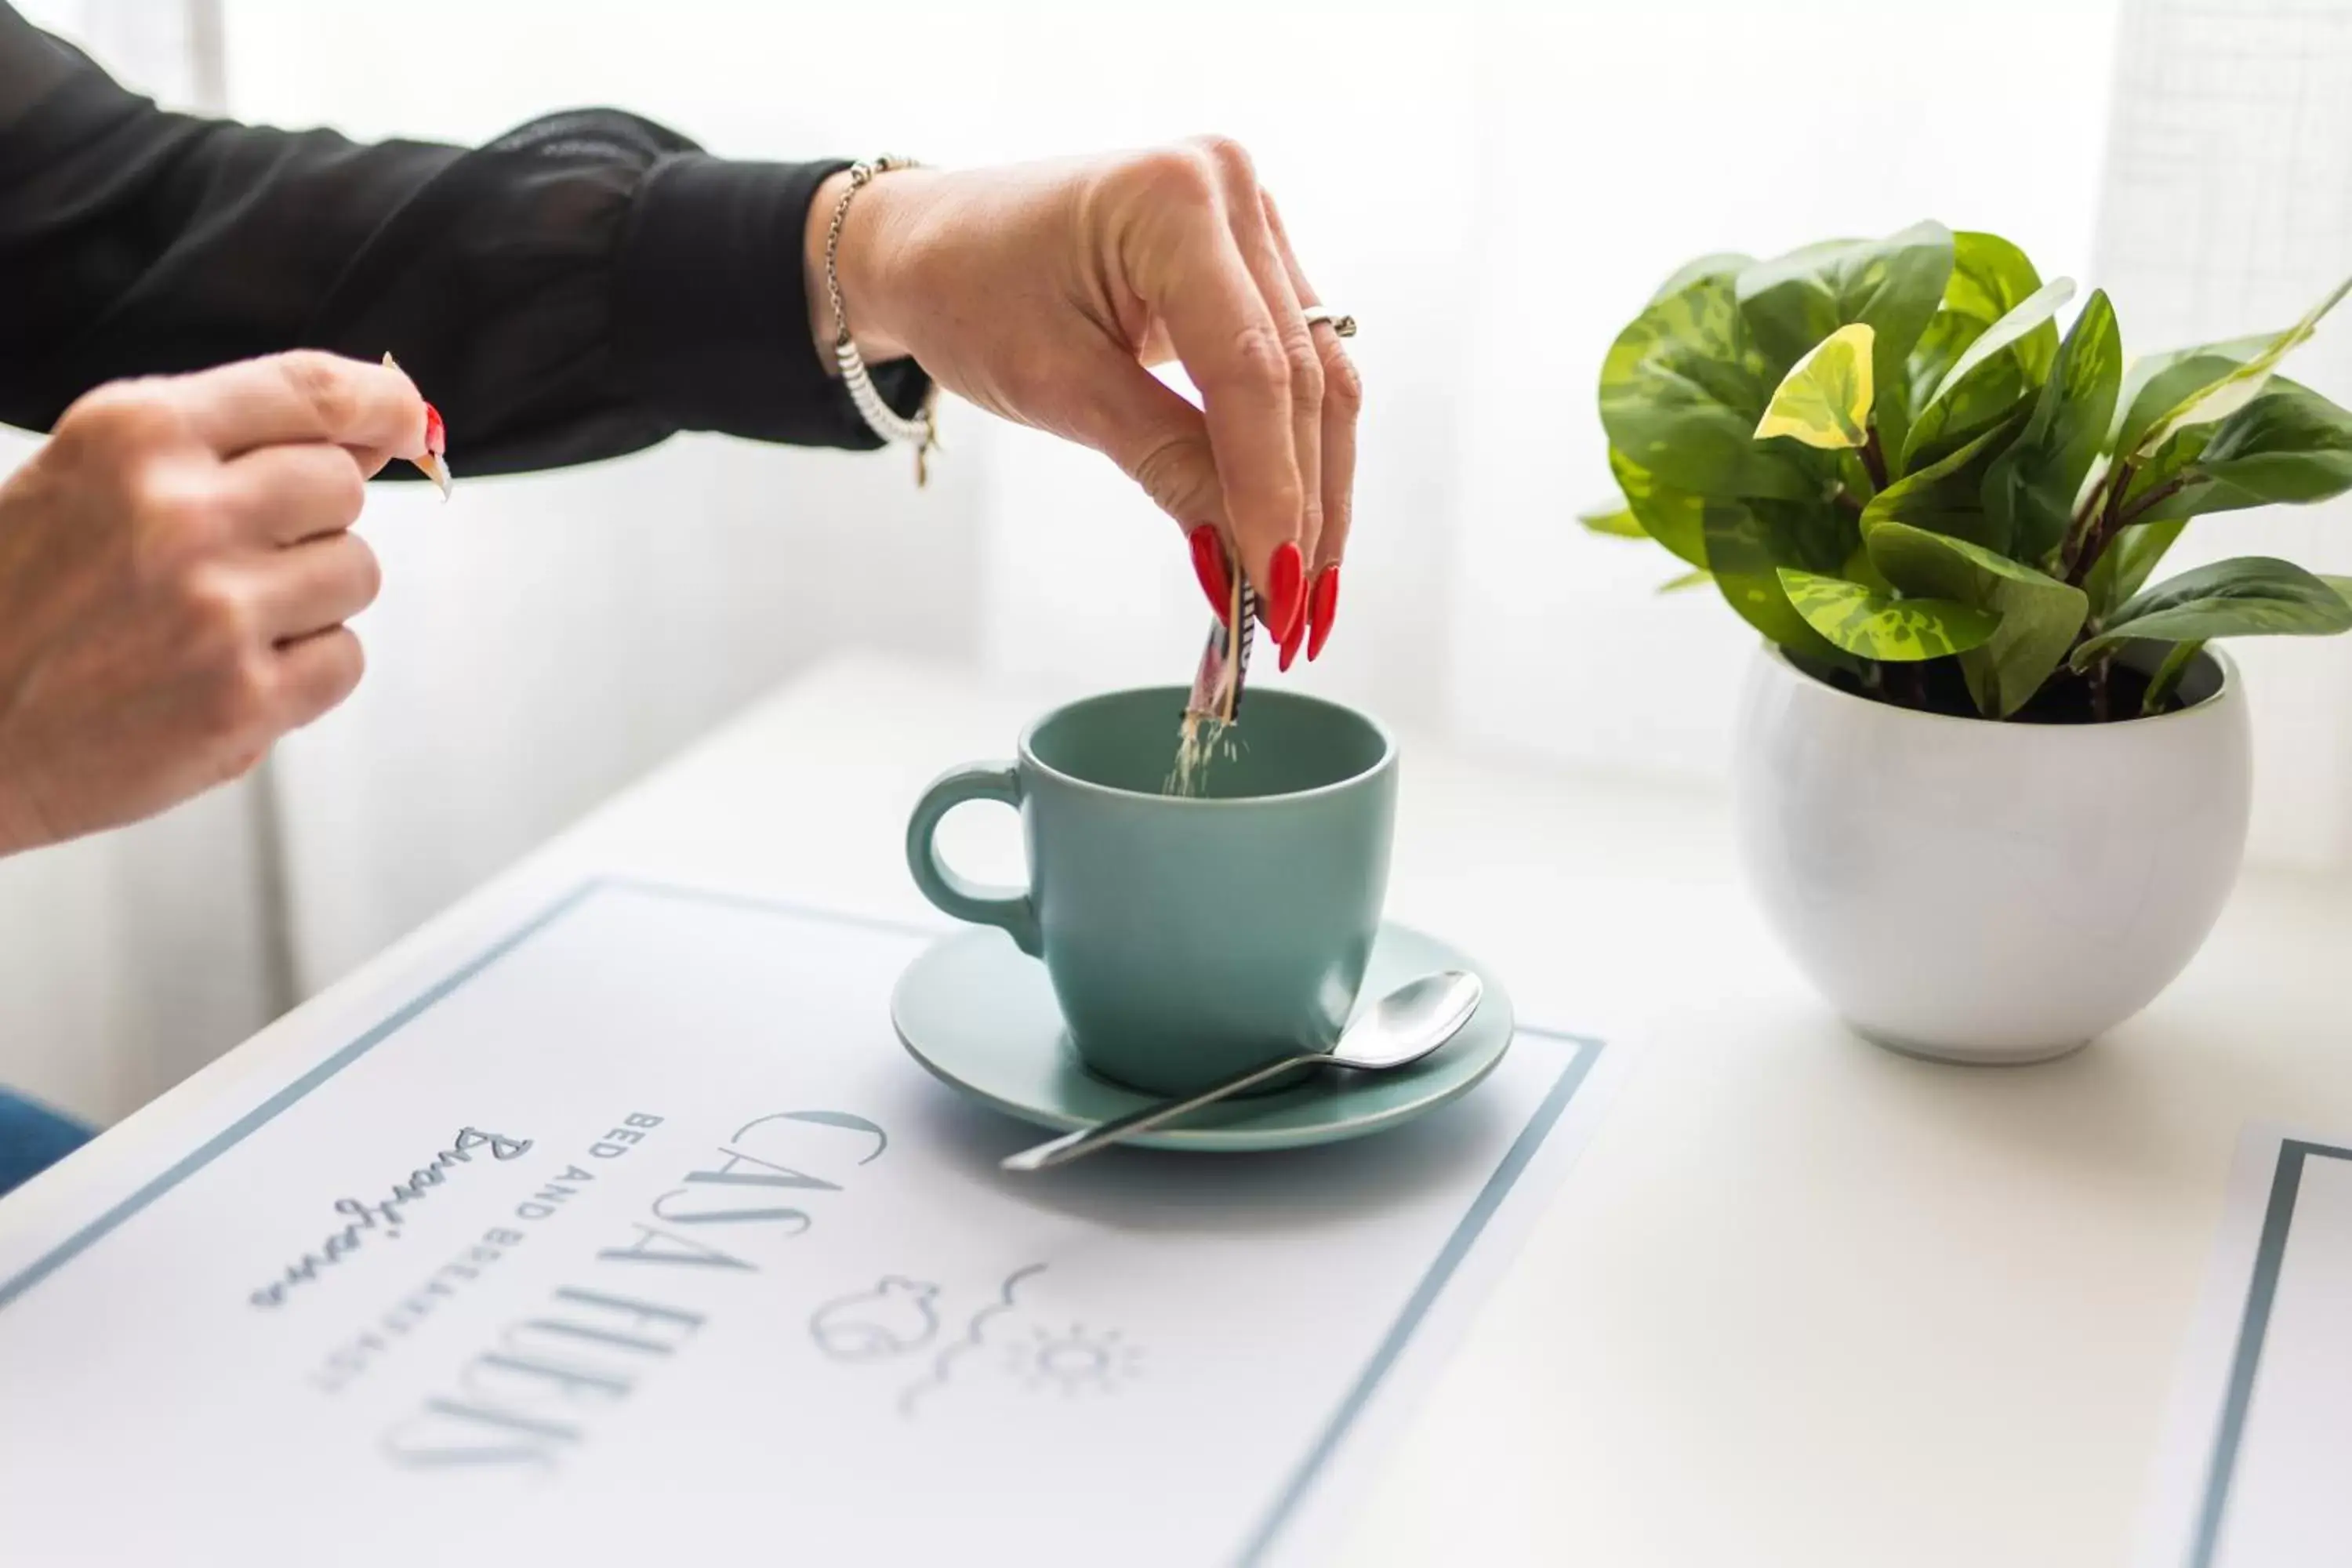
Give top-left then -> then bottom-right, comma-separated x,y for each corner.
823,156 -> 940,485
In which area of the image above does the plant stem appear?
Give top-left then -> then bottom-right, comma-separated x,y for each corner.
1861,427 -> 1889,492
2118,474 -> 2189,528
2060,470 -> 2111,574
2065,459 -> 2136,589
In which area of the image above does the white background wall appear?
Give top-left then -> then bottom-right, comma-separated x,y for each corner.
13,0 -> 2352,1125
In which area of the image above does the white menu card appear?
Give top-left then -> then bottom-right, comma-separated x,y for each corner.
2141,1126 -> 2352,1567
0,879 -> 1614,1566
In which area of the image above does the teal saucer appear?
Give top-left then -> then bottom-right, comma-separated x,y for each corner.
889,921 -> 1515,1153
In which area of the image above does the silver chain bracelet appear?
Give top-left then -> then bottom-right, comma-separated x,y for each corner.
824,156 -> 940,485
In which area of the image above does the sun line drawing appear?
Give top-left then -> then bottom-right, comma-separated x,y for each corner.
1004,1323 -> 1145,1397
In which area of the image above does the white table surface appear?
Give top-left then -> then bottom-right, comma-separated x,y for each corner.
15,651 -> 2352,1566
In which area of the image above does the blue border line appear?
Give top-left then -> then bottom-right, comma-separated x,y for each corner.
0,877 -> 1608,1565
1236,1027 -> 1602,1566
2190,1138 -> 2352,1566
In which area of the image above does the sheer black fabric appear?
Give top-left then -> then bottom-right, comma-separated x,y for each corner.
0,3 -> 928,477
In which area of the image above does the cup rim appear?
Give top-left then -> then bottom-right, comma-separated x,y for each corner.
1016,684 -> 1396,806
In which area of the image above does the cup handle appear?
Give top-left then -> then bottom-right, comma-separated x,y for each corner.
906,762 -> 1042,956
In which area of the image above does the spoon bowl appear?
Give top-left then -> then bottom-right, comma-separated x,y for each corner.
1001,969 -> 1486,1173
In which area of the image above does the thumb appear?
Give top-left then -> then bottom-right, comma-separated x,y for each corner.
169,350 -> 428,464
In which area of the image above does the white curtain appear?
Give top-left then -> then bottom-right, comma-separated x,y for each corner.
11,0 -> 2352,1125
2094,0 -> 2352,869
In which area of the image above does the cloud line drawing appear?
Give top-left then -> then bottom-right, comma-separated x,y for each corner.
896,1262 -> 1047,1419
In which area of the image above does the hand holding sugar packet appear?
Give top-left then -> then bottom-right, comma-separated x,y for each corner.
379,353 -> 453,497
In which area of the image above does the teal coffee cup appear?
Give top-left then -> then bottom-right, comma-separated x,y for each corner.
906,687 -> 1397,1096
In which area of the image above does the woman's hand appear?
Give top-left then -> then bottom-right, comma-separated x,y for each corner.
0,352 -> 430,854
811,139 -> 1358,666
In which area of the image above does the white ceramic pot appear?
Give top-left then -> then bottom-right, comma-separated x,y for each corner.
1732,644 -> 2252,1064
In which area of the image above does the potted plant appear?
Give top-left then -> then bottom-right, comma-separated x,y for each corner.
1587,223 -> 2352,1062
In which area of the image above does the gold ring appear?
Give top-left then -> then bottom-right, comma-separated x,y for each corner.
1301,306 -> 1357,338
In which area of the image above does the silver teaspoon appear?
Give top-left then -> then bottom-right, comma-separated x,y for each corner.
1000,971 -> 1485,1174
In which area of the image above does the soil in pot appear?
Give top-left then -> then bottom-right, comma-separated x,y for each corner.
1803,655 -> 2171,724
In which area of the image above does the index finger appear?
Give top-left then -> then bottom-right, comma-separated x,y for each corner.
169,350 -> 430,463
1132,169 -> 1303,621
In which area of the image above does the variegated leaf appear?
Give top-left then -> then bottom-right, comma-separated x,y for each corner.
1609,448 -> 1710,568
1902,277 -> 2076,472
1755,323 -> 1876,449
2129,274 -> 2352,460
1776,567 -> 2002,661
1734,222 -> 1952,459
1601,276 -> 1817,500
1864,520 -> 2087,716
1982,289 -> 2122,568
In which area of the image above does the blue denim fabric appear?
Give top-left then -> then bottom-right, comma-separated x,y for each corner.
0,1089 -> 94,1197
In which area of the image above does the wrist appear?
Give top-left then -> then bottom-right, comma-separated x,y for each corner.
804,165 -> 932,372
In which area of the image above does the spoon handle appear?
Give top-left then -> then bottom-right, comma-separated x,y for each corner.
1000,1052 -> 1323,1173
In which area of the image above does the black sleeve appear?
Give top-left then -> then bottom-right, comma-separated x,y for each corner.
0,4 -> 928,477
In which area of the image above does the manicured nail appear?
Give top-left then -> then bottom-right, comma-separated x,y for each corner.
1306,564 -> 1340,661
1265,541 -> 1305,643
1278,609 -> 1305,672
1188,524 -> 1232,618
423,402 -> 446,457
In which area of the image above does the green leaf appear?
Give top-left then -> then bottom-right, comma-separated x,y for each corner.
1944,232 -> 2047,327
2142,639 -> 2207,716
1904,233 -> 2048,409
1902,278 -> 2076,472
1735,222 -> 1954,458
1600,275 -> 1818,500
1651,251 -> 1755,304
1982,289 -> 2122,566
1607,449 -> 1710,568
1657,568 -> 1712,593
2072,555 -> 2352,667
1776,567 -> 2001,661
2123,379 -> 2352,524
1859,414 -> 2027,554
2127,274 -> 2352,461
2111,338 -> 2274,457
1755,323 -> 1876,448
1864,519 -> 2089,716
1578,505 -> 1645,539
1703,503 -> 1849,664
2083,517 -> 2187,619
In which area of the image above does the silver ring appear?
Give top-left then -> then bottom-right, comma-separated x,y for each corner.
1301,306 -> 1357,339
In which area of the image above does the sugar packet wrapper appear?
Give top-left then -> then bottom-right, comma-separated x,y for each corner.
1187,578 -> 1255,724
1170,579 -> 1255,796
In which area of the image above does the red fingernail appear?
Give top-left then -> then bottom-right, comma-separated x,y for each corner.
1306,564 -> 1340,661
423,402 -> 446,456
1279,609 -> 1305,672
1265,541 -> 1305,643
1188,524 -> 1232,618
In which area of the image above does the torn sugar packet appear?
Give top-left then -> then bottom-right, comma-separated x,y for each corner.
379,352 -> 453,499
1186,578 -> 1257,727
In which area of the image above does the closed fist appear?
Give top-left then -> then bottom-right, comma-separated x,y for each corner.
0,350 -> 430,853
